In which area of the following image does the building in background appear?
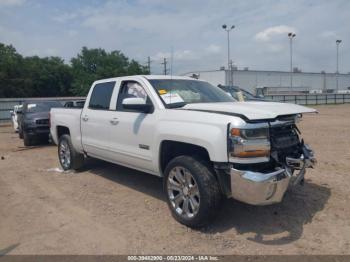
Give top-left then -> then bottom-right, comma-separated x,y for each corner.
183,68 -> 350,95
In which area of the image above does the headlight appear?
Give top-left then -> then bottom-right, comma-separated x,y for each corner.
231,128 -> 269,140
229,126 -> 270,161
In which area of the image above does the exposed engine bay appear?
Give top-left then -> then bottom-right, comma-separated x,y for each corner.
268,118 -> 316,186
269,122 -> 302,164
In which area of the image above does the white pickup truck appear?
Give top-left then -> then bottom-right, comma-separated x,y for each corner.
50,75 -> 317,227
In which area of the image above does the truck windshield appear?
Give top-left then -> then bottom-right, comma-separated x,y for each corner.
149,79 -> 235,108
220,86 -> 256,100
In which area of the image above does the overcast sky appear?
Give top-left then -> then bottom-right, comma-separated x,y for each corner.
0,0 -> 349,75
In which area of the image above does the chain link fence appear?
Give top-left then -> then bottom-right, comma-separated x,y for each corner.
265,93 -> 350,105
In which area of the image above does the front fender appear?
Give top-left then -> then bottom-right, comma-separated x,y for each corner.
155,120 -> 228,162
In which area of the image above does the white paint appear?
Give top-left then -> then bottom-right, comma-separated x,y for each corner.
50,75 -> 315,177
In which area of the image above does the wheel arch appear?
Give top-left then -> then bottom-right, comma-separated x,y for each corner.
159,140 -> 211,176
56,126 -> 70,140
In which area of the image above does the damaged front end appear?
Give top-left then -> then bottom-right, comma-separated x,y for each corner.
226,115 -> 317,205
269,118 -> 317,186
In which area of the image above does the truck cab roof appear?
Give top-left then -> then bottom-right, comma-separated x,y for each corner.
92,75 -> 198,85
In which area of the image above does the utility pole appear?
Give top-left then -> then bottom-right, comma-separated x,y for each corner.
229,60 -> 234,86
288,32 -> 296,89
161,58 -> 168,75
336,39 -> 342,91
146,56 -> 152,74
222,24 -> 235,86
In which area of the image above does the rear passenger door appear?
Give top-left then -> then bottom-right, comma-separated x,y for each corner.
81,81 -> 117,160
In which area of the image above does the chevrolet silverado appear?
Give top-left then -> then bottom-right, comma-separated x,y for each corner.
50,75 -> 317,227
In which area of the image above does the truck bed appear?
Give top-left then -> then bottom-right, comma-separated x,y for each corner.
50,108 -> 83,153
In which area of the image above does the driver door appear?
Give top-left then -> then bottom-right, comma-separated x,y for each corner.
108,80 -> 157,173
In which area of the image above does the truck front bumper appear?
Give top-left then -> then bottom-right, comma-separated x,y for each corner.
229,145 -> 317,205
25,126 -> 50,136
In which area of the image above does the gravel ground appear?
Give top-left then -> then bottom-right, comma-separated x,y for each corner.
0,104 -> 349,255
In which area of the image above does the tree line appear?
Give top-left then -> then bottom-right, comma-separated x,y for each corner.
0,42 -> 149,98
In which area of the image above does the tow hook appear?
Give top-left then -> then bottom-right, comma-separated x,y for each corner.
285,144 -> 316,186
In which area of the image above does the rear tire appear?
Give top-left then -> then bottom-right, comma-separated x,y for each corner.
23,132 -> 35,146
58,134 -> 84,171
164,155 -> 222,228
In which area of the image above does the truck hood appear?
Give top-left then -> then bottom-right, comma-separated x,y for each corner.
182,102 -> 317,121
24,111 -> 49,120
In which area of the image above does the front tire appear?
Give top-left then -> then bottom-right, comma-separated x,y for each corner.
164,156 -> 222,228
58,134 -> 84,171
23,132 -> 35,146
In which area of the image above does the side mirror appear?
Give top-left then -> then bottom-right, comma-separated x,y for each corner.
122,97 -> 153,113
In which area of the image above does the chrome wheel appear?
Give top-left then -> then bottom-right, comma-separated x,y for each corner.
59,140 -> 71,169
167,166 -> 200,218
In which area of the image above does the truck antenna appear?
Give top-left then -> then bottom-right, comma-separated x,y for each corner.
170,46 -> 174,78
170,46 -> 174,104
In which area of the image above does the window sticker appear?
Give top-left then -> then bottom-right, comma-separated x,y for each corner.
236,91 -> 244,102
160,93 -> 184,104
158,89 -> 167,95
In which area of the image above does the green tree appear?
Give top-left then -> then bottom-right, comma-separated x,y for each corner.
0,43 -> 148,98
0,43 -> 25,97
0,43 -> 73,98
22,56 -> 73,97
71,47 -> 149,95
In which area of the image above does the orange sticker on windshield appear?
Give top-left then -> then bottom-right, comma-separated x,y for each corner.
158,89 -> 167,95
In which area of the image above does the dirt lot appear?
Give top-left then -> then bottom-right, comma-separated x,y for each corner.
0,104 -> 350,255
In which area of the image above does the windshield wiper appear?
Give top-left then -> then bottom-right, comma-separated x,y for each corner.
167,102 -> 187,109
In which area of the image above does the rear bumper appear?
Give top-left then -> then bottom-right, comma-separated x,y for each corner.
229,144 -> 316,205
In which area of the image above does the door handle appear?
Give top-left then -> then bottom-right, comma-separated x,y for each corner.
82,115 -> 89,121
110,118 -> 119,125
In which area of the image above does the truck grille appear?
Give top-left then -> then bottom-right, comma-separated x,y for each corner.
270,124 -> 301,162
36,119 -> 49,125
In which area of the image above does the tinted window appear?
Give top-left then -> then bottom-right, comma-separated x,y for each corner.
76,101 -> 85,108
64,102 -> 73,107
117,81 -> 152,111
89,82 -> 115,110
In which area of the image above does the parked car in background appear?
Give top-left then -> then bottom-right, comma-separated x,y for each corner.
18,101 -> 63,146
50,75 -> 317,227
10,105 -> 23,132
218,85 -> 267,101
64,100 -> 85,108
